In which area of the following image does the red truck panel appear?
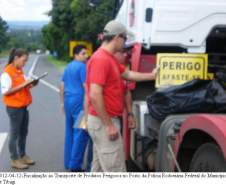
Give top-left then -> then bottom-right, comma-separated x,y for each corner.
128,43 -> 156,90
175,114 -> 226,159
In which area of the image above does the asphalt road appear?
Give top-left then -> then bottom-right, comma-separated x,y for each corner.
0,55 -> 66,172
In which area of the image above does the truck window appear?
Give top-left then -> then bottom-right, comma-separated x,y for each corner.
114,0 -> 124,18
146,8 -> 153,22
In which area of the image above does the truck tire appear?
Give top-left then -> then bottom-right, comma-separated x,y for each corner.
189,143 -> 226,172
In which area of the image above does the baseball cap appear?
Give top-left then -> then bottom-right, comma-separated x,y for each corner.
103,20 -> 132,37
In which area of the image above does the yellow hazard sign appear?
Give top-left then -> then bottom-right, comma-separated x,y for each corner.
69,41 -> 93,58
207,73 -> 214,80
155,53 -> 208,88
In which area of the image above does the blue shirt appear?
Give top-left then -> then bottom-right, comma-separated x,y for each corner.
62,60 -> 86,97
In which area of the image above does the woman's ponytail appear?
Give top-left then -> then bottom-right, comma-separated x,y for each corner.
7,48 -> 29,66
7,48 -> 16,65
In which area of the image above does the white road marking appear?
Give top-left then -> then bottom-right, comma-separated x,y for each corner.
40,79 -> 60,93
29,55 -> 60,93
0,133 -> 8,154
31,74 -> 59,93
28,56 -> 39,77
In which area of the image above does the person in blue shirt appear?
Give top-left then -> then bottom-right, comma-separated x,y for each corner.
59,45 -> 92,171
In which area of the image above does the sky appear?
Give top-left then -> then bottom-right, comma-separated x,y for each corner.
0,0 -> 52,21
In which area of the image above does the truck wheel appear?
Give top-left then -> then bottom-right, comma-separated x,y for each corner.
189,143 -> 226,172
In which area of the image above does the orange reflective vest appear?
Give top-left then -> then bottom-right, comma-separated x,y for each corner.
3,64 -> 32,108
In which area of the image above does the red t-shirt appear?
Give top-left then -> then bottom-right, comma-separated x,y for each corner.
86,48 -> 126,117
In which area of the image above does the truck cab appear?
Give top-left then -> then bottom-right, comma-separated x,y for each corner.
90,0 -> 226,171
115,0 -> 226,172
116,0 -> 226,53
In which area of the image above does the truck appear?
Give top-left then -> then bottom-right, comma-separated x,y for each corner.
90,0 -> 226,172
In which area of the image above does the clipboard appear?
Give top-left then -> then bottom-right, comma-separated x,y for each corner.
34,72 -> 48,80
25,72 -> 48,87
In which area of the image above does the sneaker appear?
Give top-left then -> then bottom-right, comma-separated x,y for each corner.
11,160 -> 29,169
20,155 -> 35,165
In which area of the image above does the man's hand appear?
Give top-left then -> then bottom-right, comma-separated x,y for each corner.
128,114 -> 136,129
106,123 -> 119,141
151,66 -> 160,79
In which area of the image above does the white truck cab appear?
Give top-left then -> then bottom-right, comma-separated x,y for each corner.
116,0 -> 226,53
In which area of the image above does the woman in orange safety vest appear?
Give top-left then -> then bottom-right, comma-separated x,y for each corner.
0,48 -> 38,169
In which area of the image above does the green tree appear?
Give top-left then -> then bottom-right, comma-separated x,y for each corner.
45,0 -> 74,59
7,29 -> 44,52
42,0 -> 114,59
42,23 -> 62,55
0,16 -> 8,52
71,0 -> 114,46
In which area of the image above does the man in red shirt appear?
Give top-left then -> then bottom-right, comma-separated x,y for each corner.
86,20 -> 157,172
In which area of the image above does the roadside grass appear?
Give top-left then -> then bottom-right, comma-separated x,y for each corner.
47,55 -> 68,72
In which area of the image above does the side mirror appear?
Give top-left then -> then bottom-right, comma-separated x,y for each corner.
89,0 -> 102,7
